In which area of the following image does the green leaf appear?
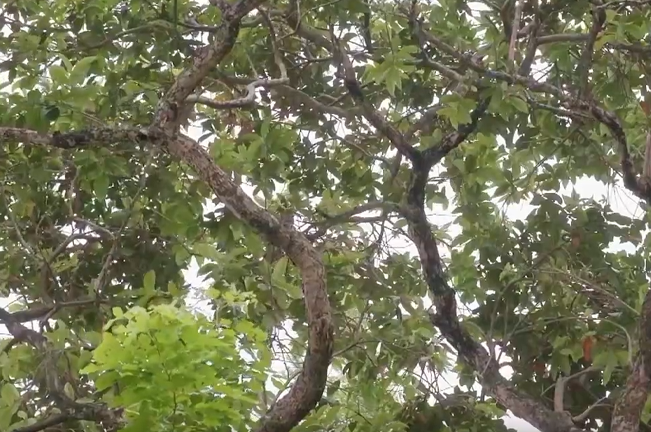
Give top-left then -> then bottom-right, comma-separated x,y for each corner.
272,256 -> 289,282
143,270 -> 156,293
0,383 -> 20,405
192,243 -> 222,260
509,96 -> 529,113
112,307 -> 124,318
93,174 -> 109,200
49,65 -> 68,85
71,56 -> 96,83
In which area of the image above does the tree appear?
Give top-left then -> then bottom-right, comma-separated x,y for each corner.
2,0 -> 651,431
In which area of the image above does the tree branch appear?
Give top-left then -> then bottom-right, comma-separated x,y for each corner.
607,189 -> 651,432
0,125 -> 335,432
410,19 -> 651,202
400,169 -> 579,432
577,1 -> 606,98
186,9 -> 289,110
12,413 -> 72,432
306,201 -> 398,241
0,306 -> 124,430
611,356 -> 650,432
331,37 -> 418,162
507,0 -> 524,67
151,0 -> 267,131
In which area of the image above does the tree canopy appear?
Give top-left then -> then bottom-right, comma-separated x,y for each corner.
2,0 -> 651,431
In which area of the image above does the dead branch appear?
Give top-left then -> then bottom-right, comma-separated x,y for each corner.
553,366 -> 599,413
572,396 -> 610,423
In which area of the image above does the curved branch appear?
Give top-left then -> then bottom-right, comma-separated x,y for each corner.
400,168 -> 579,432
186,9 -> 289,110
0,125 -> 335,432
151,0 -> 267,131
165,133 -> 334,432
187,75 -> 287,109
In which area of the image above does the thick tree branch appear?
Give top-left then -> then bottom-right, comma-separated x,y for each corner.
142,1 -> 335,428
507,0 -> 524,67
536,33 -> 651,54
151,0 -> 266,131
186,10 -> 289,110
611,286 -> 651,432
11,412 -> 71,432
400,167 -> 580,432
611,356 -> 651,432
9,299 -> 101,323
0,125 -> 335,432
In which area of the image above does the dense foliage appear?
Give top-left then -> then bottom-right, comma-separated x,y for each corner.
2,0 -> 651,432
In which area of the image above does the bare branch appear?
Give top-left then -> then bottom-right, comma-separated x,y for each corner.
306,201 -> 398,240
187,78 -> 286,109
572,396 -> 610,423
553,366 -> 599,413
